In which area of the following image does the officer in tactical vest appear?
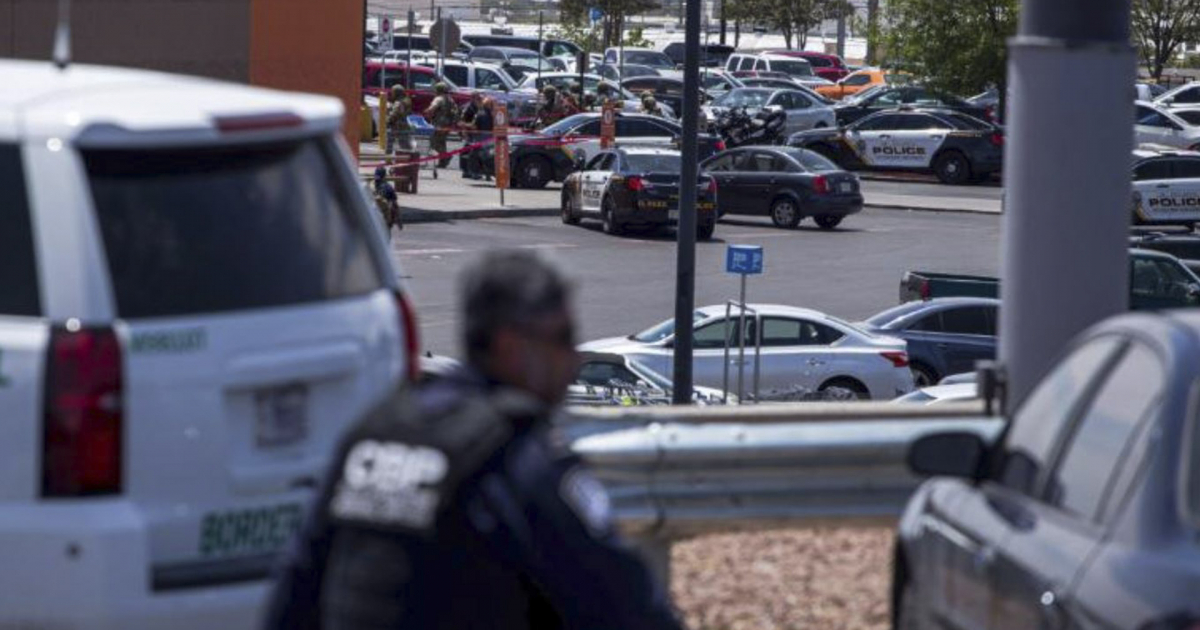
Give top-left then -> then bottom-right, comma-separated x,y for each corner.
536,84 -> 569,128
386,85 -> 413,154
640,90 -> 666,118
264,250 -> 685,630
424,82 -> 458,168
371,165 -> 401,235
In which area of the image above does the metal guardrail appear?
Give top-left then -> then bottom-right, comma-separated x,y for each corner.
564,401 -> 1003,539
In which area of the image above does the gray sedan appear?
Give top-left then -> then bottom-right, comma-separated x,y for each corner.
701,147 -> 863,230
895,310 -> 1200,629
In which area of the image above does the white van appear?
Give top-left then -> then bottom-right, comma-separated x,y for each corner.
724,52 -> 831,87
0,59 -> 417,629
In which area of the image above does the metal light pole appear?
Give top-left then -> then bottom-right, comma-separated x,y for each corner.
537,10 -> 544,84
671,0 -> 702,405
836,1 -> 847,59
1000,0 -> 1134,406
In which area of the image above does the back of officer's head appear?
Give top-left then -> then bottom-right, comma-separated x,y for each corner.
460,250 -> 578,404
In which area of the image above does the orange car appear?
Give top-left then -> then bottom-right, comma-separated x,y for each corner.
815,68 -> 910,101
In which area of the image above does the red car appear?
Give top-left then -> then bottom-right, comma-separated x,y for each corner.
361,61 -> 472,113
767,51 -> 849,82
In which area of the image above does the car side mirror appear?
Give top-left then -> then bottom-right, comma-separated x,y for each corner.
1165,97 -> 1175,105
907,432 -> 988,479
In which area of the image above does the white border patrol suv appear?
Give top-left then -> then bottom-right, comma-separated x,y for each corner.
1132,146 -> 1200,229
0,59 -> 418,628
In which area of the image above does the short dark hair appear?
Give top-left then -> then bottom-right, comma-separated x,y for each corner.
460,250 -> 572,364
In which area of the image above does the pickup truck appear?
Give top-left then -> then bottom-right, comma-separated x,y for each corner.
901,248 -> 1200,310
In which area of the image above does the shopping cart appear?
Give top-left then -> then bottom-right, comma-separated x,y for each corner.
406,115 -> 439,179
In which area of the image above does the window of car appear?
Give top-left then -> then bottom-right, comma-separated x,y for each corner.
588,152 -> 615,171
760,317 -> 842,347
1171,158 -> 1200,178
1045,343 -> 1164,521
744,151 -> 789,173
1131,256 -> 1196,300
769,59 -> 814,78
626,153 -> 682,173
1134,158 -> 1173,181
618,118 -> 674,137
854,114 -> 906,131
569,119 -> 602,136
754,59 -> 767,71
807,56 -> 832,68
871,89 -> 904,107
1175,110 -> 1200,126
704,152 -> 737,171
577,361 -> 644,387
943,111 -> 993,131
1136,105 -> 1180,130
0,144 -> 41,316
843,74 -> 871,86
940,306 -> 996,336
693,317 -> 755,349
83,138 -> 383,318
548,42 -> 576,57
1168,87 -> 1200,104
791,149 -> 840,172
994,336 -> 1126,495
475,68 -> 507,90
442,65 -> 469,86
909,312 -> 944,332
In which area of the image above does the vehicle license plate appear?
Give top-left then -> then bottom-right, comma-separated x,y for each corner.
839,182 -> 853,193
669,209 -> 680,220
255,383 -> 308,448
198,504 -> 304,557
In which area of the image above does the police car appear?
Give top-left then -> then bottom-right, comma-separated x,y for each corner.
787,107 -> 1003,185
560,147 -> 718,239
1132,147 -> 1200,229
0,59 -> 415,628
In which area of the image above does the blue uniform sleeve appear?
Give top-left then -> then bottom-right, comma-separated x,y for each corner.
477,432 -> 687,630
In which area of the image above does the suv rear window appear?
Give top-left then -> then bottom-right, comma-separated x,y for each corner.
0,145 -> 41,316
84,138 -> 382,319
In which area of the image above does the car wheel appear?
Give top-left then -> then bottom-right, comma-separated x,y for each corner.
770,197 -> 802,229
818,377 -> 870,401
517,156 -> 553,189
601,196 -> 624,235
933,151 -> 971,185
814,214 -> 843,230
910,362 -> 937,388
561,189 -> 580,225
697,221 -> 715,241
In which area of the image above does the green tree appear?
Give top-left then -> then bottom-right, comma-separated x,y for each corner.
727,0 -> 839,50
559,0 -> 661,49
882,0 -> 1017,99
1132,0 -> 1200,80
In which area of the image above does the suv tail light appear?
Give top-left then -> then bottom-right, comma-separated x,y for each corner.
43,325 -> 123,497
990,132 -> 1004,147
627,176 -> 647,192
813,175 -> 829,194
395,291 -> 421,384
715,140 -> 727,151
880,351 -> 910,368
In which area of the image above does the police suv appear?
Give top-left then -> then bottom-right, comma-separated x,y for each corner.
1132,147 -> 1200,229
0,60 -> 416,628
787,107 -> 1003,185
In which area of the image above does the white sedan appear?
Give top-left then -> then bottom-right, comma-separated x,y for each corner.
579,304 -> 915,400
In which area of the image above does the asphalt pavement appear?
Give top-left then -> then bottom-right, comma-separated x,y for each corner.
389,209 -> 1001,357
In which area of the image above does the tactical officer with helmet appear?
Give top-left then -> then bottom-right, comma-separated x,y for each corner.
424,82 -> 459,168
640,90 -> 666,119
264,250 -> 686,630
386,85 -> 414,154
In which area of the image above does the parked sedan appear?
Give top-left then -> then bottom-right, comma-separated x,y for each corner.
1134,100 -> 1200,150
859,297 -> 998,387
896,309 -> 1200,630
578,304 -> 915,400
572,352 -> 730,405
560,147 -> 717,239
833,85 -> 991,126
705,87 -> 836,135
701,147 -> 862,229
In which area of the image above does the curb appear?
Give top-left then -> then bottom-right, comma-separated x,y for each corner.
404,207 -> 560,224
863,202 -> 1001,217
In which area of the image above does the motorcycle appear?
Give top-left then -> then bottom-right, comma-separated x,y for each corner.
714,104 -> 787,148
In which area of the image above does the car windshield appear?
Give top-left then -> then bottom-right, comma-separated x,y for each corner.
625,153 -> 682,173
631,310 -> 708,343
714,89 -> 772,108
623,65 -> 660,78
944,111 -> 993,130
626,50 -> 675,68
770,59 -> 814,77
844,85 -> 885,103
629,359 -> 673,389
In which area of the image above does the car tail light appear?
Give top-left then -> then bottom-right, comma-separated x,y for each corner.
920,280 -> 931,300
627,176 -> 647,192
990,132 -> 1004,147
42,324 -> 123,497
715,140 -> 727,151
813,175 -> 829,194
707,178 -> 718,195
880,351 -> 909,368
395,291 -> 421,384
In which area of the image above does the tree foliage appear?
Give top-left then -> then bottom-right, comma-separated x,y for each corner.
558,0 -> 661,49
881,0 -> 1017,98
1133,0 -> 1200,80
726,0 -> 850,50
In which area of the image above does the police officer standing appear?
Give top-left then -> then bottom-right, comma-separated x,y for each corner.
385,85 -> 413,155
423,82 -> 459,168
640,90 -> 666,118
264,250 -> 686,630
370,165 -> 401,235
536,84 -> 567,128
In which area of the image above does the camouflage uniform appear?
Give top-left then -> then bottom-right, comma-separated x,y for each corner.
371,166 -> 402,235
640,92 -> 666,119
424,83 -> 459,168
386,86 -> 414,154
536,85 -> 569,128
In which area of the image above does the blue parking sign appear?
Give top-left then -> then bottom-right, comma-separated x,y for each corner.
726,245 -> 764,275
589,7 -> 604,22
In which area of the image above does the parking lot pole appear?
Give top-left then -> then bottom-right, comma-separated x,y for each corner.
406,11 -> 413,91
1000,0 -> 1134,406
537,11 -> 544,84
671,0 -> 703,405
